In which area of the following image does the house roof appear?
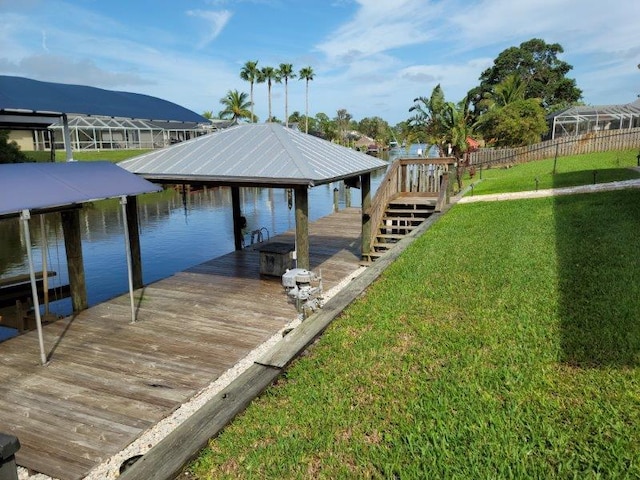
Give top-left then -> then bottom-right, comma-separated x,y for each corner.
0,162 -> 161,219
0,75 -> 207,126
119,123 -> 389,188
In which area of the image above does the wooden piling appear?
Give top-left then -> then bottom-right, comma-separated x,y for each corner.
294,186 -> 309,270
60,209 -> 87,312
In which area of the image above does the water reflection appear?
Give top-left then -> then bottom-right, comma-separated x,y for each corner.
0,171 -> 386,322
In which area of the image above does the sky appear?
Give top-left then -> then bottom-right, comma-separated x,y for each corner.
1,0 -> 639,125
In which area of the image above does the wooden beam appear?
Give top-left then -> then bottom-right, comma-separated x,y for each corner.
361,172 -> 372,257
125,196 -> 143,289
61,209 -> 87,312
294,186 -> 309,270
231,187 -> 243,251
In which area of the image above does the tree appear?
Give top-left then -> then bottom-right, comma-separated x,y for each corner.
257,66 -> 280,122
278,63 -> 296,127
0,130 -> 27,164
358,116 -> 392,146
335,109 -> 353,145
471,38 -> 582,115
476,98 -> 548,147
315,112 -> 337,141
240,60 -> 260,123
201,111 -> 213,120
218,90 -> 253,123
298,66 -> 315,133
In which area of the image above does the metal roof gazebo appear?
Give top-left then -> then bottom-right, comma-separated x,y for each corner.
119,122 -> 389,270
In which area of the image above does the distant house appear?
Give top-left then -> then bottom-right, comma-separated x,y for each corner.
0,75 -> 214,153
8,115 -> 223,152
547,99 -> 640,140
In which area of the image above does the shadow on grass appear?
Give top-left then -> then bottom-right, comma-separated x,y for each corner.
550,168 -> 640,189
554,187 -> 640,367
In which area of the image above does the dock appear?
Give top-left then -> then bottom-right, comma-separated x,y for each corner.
0,208 -> 364,480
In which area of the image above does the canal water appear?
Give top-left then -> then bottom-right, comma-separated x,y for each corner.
0,146 -> 430,341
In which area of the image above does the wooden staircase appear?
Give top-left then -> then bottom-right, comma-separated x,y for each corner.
363,195 -> 436,262
361,156 -> 456,264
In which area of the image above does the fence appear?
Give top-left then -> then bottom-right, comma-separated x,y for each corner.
469,127 -> 640,167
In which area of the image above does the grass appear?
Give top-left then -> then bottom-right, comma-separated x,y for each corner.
23,149 -> 150,163
466,149 -> 640,196
187,185 -> 640,478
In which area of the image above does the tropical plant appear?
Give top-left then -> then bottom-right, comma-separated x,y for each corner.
409,85 -> 475,188
240,60 -> 260,123
299,66 -> 315,133
278,63 -> 296,127
257,66 -> 280,122
218,90 -> 253,123
201,111 -> 213,120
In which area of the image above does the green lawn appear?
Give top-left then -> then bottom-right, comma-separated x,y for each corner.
467,149 -> 640,196
187,186 -> 640,477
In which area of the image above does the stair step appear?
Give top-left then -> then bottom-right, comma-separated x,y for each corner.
382,216 -> 424,223
385,208 -> 433,215
389,197 -> 437,206
376,233 -> 406,240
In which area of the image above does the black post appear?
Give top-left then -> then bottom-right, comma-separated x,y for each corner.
553,143 -> 559,174
0,433 -> 20,480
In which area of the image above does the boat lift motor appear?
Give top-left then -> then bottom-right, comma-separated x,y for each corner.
282,268 -> 323,315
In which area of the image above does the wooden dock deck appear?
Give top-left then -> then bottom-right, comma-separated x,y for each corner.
0,208 -> 364,480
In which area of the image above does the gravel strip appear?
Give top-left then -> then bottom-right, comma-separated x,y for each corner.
458,178 -> 640,203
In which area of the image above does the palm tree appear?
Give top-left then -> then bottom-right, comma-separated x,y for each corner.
298,66 -> 315,133
257,66 -> 280,122
218,90 -> 253,124
240,60 -> 259,123
278,63 -> 296,127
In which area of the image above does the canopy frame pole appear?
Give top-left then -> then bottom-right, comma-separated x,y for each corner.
40,214 -> 50,316
21,210 -> 48,366
120,196 -> 137,324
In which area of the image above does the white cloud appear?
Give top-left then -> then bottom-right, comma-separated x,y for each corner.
316,0 -> 441,64
186,9 -> 233,48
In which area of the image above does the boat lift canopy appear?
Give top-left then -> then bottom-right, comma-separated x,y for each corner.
0,162 -> 160,365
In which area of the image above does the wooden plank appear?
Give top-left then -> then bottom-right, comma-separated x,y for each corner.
0,208 -> 367,480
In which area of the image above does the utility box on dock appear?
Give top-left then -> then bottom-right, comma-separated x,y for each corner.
0,433 -> 20,480
258,242 -> 294,276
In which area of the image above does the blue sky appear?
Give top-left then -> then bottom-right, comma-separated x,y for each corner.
1,0 -> 639,124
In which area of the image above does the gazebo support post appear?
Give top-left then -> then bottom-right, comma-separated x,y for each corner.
61,209 -> 88,312
61,114 -> 74,162
125,195 -> 143,289
294,186 -> 310,270
231,187 -> 243,251
361,172 -> 372,258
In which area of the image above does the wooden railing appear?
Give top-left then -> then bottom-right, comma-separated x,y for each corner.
367,157 -> 455,252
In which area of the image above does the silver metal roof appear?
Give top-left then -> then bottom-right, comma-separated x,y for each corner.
118,123 -> 388,187
0,161 -> 161,219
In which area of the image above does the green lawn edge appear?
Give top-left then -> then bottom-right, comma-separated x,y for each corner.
187,187 -> 640,478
